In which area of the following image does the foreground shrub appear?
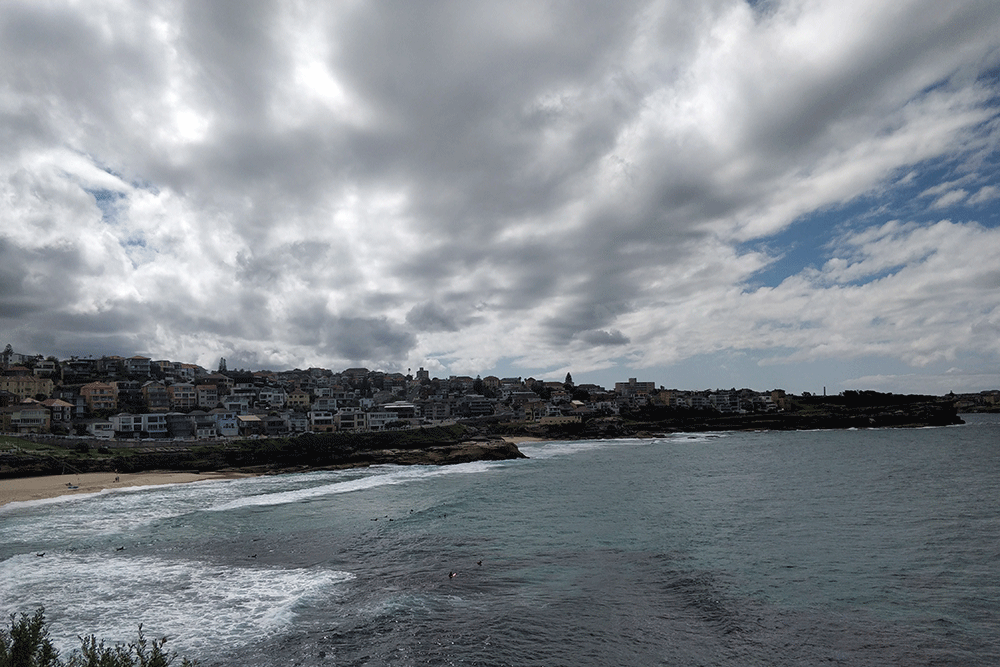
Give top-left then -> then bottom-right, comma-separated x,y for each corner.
0,609 -> 58,667
0,610 -> 194,667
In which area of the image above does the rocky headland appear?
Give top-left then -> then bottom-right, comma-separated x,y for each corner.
1,395 -> 963,480
0,425 -> 526,480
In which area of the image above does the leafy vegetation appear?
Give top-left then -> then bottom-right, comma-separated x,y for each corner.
0,609 -> 194,667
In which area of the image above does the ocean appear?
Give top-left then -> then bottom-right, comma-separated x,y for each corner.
2,414 -> 999,666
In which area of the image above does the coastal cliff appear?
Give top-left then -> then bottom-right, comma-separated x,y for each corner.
487,395 -> 964,440
0,426 -> 526,479
0,395 -> 962,479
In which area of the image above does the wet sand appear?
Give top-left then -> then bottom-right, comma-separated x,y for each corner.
0,471 -> 254,507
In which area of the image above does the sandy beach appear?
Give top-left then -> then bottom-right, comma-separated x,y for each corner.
0,439 -> 538,508
0,470 -> 254,508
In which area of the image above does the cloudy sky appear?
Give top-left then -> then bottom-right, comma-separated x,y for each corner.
2,0 -> 1000,394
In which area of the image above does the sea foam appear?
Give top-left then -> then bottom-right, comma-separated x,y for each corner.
0,552 -> 352,656
208,460 -> 498,512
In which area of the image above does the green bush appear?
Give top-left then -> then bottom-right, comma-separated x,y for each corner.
0,609 -> 194,667
0,609 -> 58,667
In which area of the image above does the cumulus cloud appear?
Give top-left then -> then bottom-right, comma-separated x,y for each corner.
1,0 -> 999,392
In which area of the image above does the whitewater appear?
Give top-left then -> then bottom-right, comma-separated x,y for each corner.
3,415 -> 998,665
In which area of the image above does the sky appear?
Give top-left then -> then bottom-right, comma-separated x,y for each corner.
2,0 -> 1000,395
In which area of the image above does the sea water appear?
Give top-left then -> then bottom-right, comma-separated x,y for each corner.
2,415 -> 999,666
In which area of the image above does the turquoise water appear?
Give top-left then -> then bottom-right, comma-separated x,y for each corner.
2,416 -> 999,665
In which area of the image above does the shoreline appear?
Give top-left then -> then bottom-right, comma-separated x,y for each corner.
1,439 -> 539,507
0,470 -> 256,508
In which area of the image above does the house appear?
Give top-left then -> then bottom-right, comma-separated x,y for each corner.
80,382 -> 118,412
448,376 -> 475,392
33,359 -> 58,377
60,357 -> 98,383
236,414 -> 264,437
0,390 -> 18,408
112,380 -> 144,413
111,413 -> 167,438
125,356 -> 152,377
520,400 -> 547,422
284,411 -> 309,433
53,387 -> 88,418
336,407 -> 367,431
0,373 -> 54,401
195,383 -> 219,409
85,419 -> 114,439
262,413 -> 288,436
1,403 -> 51,433
97,356 -> 125,378
381,401 -> 417,421
190,410 -> 220,438
312,396 -> 338,412
366,409 -> 397,430
224,396 -> 251,415
614,378 -> 657,397
258,387 -> 287,409
165,412 -> 196,439
415,398 -> 452,422
460,394 -> 494,417
142,381 -> 170,412
143,413 -> 168,437
210,409 -> 239,437
287,388 -> 311,411
308,410 -> 336,433
168,383 -> 197,410
41,398 -> 74,430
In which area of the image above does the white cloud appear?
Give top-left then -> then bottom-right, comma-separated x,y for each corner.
1,0 -> 999,392
968,185 -> 999,205
931,189 -> 969,209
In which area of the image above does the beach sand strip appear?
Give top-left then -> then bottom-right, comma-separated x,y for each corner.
0,471 -> 254,507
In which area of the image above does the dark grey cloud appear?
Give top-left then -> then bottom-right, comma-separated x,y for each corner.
1,0 -> 999,392
578,329 -> 631,346
0,2 -> 166,172
287,299 -> 415,363
180,0 -> 283,126
405,302 -> 461,333
0,238 -> 93,317
320,317 -> 417,363
332,1 -> 648,231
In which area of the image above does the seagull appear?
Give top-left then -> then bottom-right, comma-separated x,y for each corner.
116,546 -> 125,551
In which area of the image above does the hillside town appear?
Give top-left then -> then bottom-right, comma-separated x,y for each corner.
1,345 -> 997,441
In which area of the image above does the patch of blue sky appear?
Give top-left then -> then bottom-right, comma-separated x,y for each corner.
85,188 -> 127,225
740,194 -> 877,290
742,155 -> 1000,289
